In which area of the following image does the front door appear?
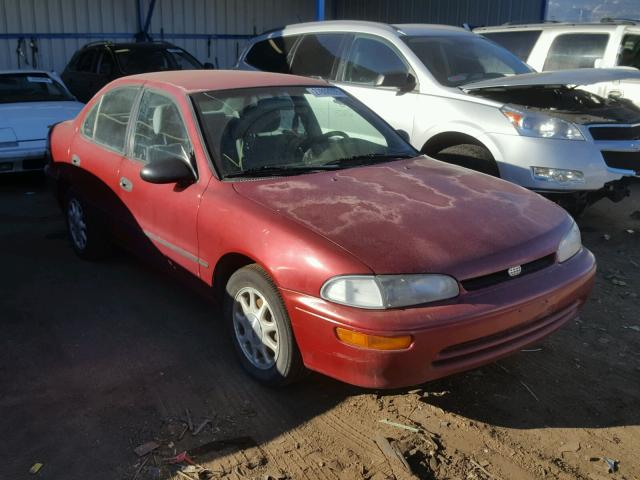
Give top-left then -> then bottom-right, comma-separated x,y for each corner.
334,35 -> 418,139
117,89 -> 207,277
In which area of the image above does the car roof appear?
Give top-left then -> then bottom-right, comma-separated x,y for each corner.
266,20 -> 470,37
117,70 -> 328,93
82,41 -> 183,50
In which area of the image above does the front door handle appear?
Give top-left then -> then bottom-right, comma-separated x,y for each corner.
119,177 -> 133,192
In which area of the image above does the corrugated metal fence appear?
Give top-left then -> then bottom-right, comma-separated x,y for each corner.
0,0 -> 544,73
332,0 -> 545,27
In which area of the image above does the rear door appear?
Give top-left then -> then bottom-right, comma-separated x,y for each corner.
334,35 -> 418,138
117,88 -> 207,277
64,48 -> 101,102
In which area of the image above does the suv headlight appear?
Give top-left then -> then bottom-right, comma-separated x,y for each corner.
557,220 -> 582,263
502,106 -> 584,141
320,274 -> 460,309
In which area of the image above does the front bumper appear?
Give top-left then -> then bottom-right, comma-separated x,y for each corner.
487,133 -> 638,192
282,248 -> 596,389
0,140 -> 47,173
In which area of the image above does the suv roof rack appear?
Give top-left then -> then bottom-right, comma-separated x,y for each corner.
81,40 -> 114,48
600,17 -> 639,25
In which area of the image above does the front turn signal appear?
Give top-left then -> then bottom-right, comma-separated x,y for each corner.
336,327 -> 413,350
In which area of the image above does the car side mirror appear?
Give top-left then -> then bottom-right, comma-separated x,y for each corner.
140,156 -> 195,185
376,72 -> 416,93
203,62 -> 215,70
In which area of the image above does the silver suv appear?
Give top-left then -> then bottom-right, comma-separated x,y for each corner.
476,20 -> 640,106
237,20 -> 640,214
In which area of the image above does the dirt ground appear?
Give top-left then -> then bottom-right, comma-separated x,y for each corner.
1,174 -> 638,480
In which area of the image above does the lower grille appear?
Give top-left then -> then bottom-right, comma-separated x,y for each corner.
461,254 -> 555,292
590,124 -> 640,141
22,158 -> 46,170
433,302 -> 579,369
601,151 -> 640,173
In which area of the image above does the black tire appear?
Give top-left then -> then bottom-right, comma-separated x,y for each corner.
64,190 -> 111,260
432,144 -> 500,177
224,264 -> 305,386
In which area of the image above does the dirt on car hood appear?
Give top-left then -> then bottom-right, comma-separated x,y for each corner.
462,68 -> 640,91
232,157 -> 571,280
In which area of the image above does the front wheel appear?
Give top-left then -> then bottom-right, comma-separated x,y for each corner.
224,264 -> 305,386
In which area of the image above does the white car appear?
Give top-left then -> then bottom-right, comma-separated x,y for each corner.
476,20 -> 640,106
0,70 -> 84,173
237,21 -> 640,214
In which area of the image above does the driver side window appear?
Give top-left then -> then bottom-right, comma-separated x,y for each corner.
343,37 -> 408,86
132,90 -> 193,164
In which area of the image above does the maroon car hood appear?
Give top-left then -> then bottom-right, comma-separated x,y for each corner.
232,157 -> 570,279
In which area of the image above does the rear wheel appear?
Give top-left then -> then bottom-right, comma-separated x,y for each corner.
64,190 -> 111,260
224,264 -> 305,386
431,144 -> 500,177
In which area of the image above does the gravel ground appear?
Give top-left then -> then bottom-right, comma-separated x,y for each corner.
1,174 -> 638,480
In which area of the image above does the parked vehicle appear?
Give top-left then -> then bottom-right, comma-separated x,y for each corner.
476,19 -> 640,105
61,41 -> 211,103
236,21 -> 640,215
48,71 -> 595,388
0,70 -> 83,173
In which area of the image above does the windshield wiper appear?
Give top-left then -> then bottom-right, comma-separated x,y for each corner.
322,152 -> 415,167
224,164 -> 339,179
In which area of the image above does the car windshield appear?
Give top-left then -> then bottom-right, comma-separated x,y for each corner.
115,47 -> 202,74
403,34 -> 532,87
0,73 -> 74,103
192,86 -> 418,178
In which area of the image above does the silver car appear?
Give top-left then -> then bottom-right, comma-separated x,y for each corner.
236,21 -> 640,214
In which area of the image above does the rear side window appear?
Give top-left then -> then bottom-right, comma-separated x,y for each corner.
482,30 -> 541,61
618,34 -> 640,69
290,33 -> 346,79
543,33 -> 609,71
73,50 -> 98,72
244,36 -> 299,73
92,87 -> 139,153
343,36 -> 408,85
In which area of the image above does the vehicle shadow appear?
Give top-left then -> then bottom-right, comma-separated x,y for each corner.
1,174 -> 638,480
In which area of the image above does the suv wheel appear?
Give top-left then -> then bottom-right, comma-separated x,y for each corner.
224,264 -> 305,386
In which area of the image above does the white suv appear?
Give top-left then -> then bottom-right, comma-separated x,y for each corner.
237,21 -> 640,214
476,20 -> 640,106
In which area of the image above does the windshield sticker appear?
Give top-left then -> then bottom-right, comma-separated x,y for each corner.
307,87 -> 347,98
27,76 -> 52,84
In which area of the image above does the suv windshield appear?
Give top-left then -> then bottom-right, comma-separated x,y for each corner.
403,35 -> 532,87
192,86 -> 417,178
115,47 -> 202,74
0,73 -> 74,104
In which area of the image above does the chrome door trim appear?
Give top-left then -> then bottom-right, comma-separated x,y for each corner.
143,230 -> 209,268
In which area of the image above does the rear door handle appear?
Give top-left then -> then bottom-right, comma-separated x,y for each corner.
119,177 -> 133,192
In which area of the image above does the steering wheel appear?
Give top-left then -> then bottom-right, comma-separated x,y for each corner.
295,130 -> 350,160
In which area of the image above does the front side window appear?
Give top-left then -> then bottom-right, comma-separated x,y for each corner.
132,90 -> 192,164
98,52 -> 115,76
244,36 -> 299,73
290,34 -> 346,79
344,37 -> 408,85
404,35 -> 531,87
166,48 -> 203,69
191,86 -> 417,178
618,34 -> 640,69
482,30 -> 542,61
0,73 -> 74,104
543,33 -> 609,71
115,48 -> 172,74
92,87 -> 139,153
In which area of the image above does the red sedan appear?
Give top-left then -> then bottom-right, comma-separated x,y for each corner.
48,71 -> 595,389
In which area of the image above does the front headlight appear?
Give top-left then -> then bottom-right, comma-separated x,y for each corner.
501,106 -> 584,141
320,274 -> 460,309
557,220 -> 582,263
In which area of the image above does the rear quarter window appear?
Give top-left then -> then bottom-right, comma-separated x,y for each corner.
290,33 -> 347,79
543,33 -> 609,71
482,30 -> 542,61
244,36 -> 299,73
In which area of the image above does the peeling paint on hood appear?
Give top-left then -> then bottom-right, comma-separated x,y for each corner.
232,157 -> 572,280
